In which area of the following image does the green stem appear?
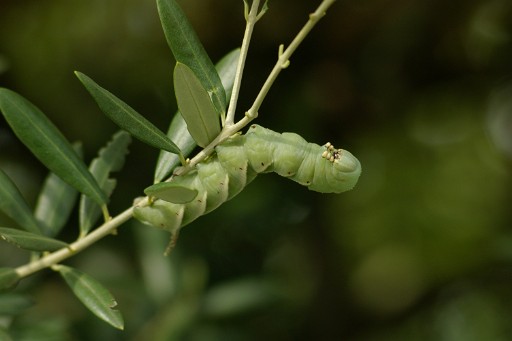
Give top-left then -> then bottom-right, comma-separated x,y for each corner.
15,203 -> 141,279
247,0 -> 336,118
225,0 -> 261,127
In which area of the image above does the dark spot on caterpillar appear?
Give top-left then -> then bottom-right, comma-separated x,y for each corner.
261,162 -> 265,166
197,199 -> 202,203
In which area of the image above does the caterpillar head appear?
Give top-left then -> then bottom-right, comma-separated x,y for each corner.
319,142 -> 361,193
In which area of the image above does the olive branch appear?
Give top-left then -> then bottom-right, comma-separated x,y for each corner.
0,0 -> 337,330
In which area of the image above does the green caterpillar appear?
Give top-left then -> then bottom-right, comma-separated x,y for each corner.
134,124 -> 361,246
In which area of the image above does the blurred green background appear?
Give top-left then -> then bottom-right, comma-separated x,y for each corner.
1,0 -> 512,340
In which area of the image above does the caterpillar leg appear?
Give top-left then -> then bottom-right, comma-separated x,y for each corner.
164,230 -> 180,256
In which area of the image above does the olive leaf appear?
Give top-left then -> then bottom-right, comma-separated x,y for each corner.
75,72 -> 180,155
0,227 -> 69,252
154,48 -> 240,183
154,113 -> 197,183
34,171 -> 78,238
157,0 -> 226,118
79,131 -> 131,236
0,170 -> 42,234
174,62 -> 221,148
57,265 -> 124,330
0,88 -> 107,206
34,143 -> 82,237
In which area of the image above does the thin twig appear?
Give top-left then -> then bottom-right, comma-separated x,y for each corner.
225,0 -> 261,127
15,204 -> 139,279
247,0 -> 336,118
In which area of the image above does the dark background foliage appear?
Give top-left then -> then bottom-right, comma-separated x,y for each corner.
1,0 -> 512,339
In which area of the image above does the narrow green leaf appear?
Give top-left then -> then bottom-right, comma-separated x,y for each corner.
0,294 -> 33,315
145,182 -> 198,204
0,227 -> 68,252
0,268 -> 20,291
174,62 -> 220,148
154,114 -> 196,183
34,173 -> 78,237
157,0 -> 226,116
0,88 -> 107,206
154,49 -> 240,182
34,143 -> 82,237
0,170 -> 42,234
75,71 -> 180,154
79,131 -> 131,236
57,265 -> 124,330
